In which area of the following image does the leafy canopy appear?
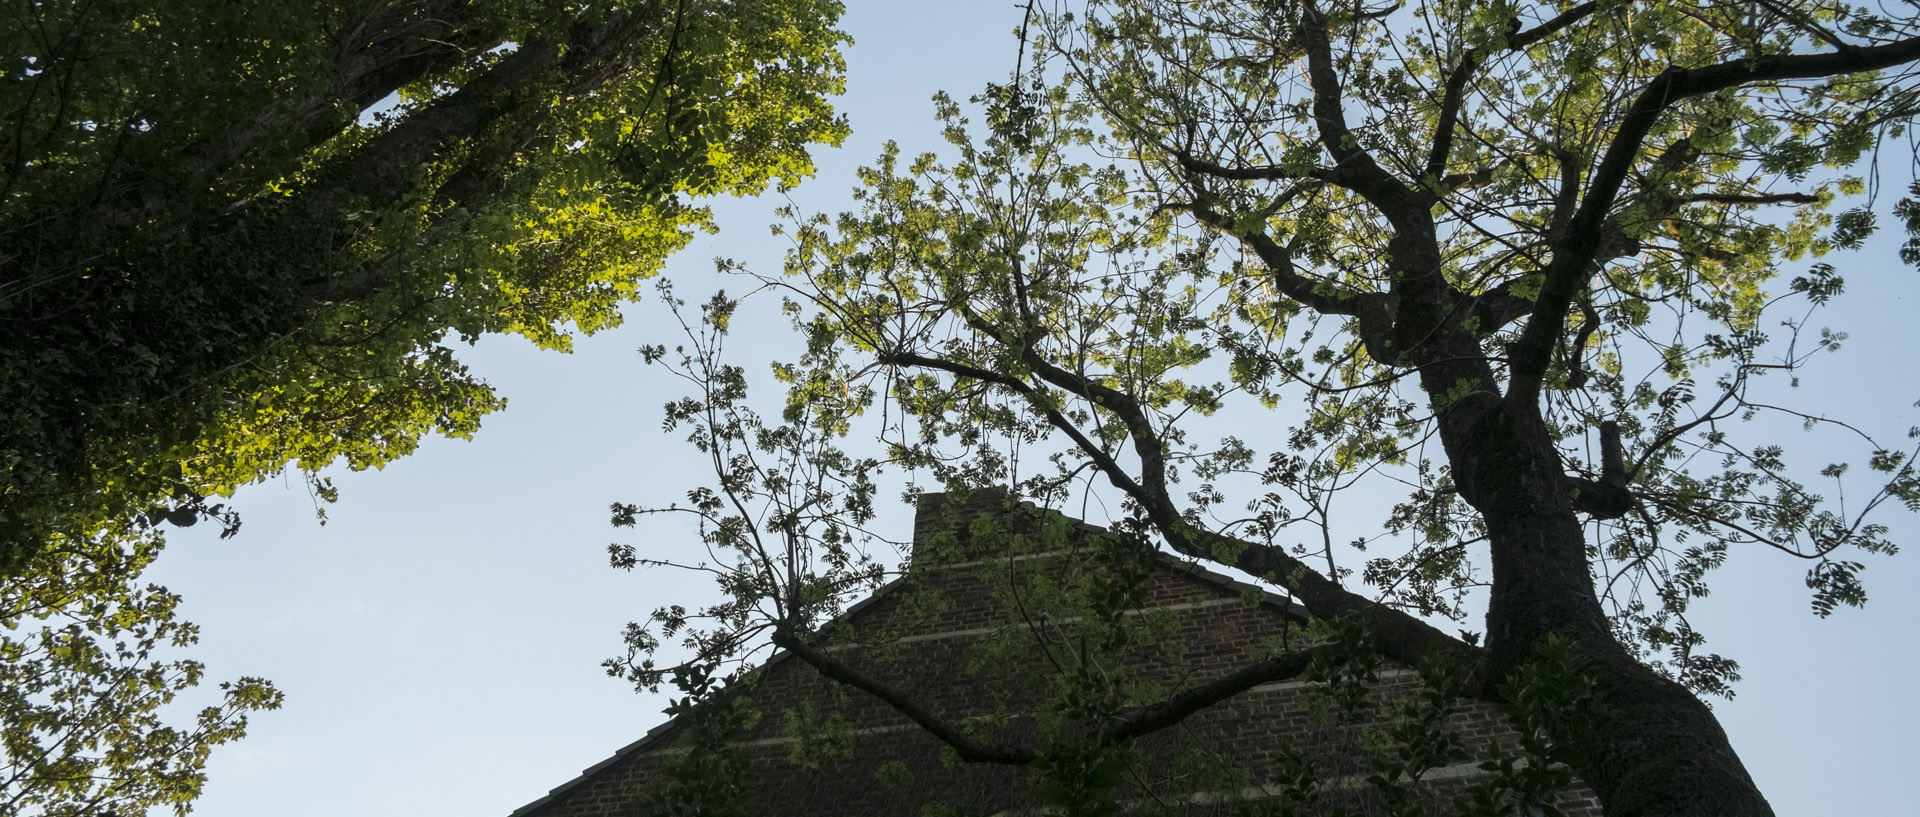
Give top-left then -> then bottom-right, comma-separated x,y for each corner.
0,0 -> 848,810
0,0 -> 851,569
0,525 -> 282,816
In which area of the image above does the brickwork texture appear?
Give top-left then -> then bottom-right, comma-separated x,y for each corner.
511,489 -> 1604,816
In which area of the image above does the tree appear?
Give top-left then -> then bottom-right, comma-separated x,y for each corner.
2,1 -> 846,810
609,2 -> 1920,816
0,0 -> 850,570
0,524 -> 281,816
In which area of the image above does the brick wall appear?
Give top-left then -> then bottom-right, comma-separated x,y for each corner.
510,490 -> 1604,816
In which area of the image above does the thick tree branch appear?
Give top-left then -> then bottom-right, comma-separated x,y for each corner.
1173,152 -> 1342,186
1684,191 -> 1819,205
1462,280 -> 1539,337
770,629 -> 1035,765
1099,643 -> 1343,744
876,336 -> 1480,684
296,38 -> 565,303
1186,194 -> 1405,360
304,8 -> 662,305
1508,33 -> 1920,403
1001,341 -> 1483,679
1425,2 -> 1601,179
1467,187 -> 1701,337
1185,194 -> 1367,316
1173,522 -> 1485,678
1567,420 -> 1633,519
1297,4 -> 1418,211
177,0 -> 499,190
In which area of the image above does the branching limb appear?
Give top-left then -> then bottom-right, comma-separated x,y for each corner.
1683,191 -> 1819,205
1567,421 -> 1633,519
875,331 -> 1481,684
1185,193 -> 1382,320
307,8 -> 665,304
972,336 -> 1484,680
1509,32 -> 1920,403
1185,194 -> 1412,363
1296,3 -> 1420,212
877,350 -> 1150,501
1425,2 -> 1602,179
1098,643 -> 1342,744
178,0 -> 499,189
1171,153 -> 1341,186
771,629 -> 1036,765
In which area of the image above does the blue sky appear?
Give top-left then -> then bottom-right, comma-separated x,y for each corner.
145,2 -> 1920,815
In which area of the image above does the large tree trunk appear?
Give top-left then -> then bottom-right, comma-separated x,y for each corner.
1457,396 -> 1772,817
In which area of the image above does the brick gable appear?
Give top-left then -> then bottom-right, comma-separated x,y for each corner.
511,490 -> 1604,816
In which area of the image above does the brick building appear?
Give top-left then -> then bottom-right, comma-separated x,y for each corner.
510,490 -> 1604,816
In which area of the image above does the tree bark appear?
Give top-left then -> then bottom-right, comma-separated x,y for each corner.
1445,389 -> 1772,817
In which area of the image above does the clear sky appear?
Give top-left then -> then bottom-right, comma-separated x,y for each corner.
144,2 -> 1920,815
